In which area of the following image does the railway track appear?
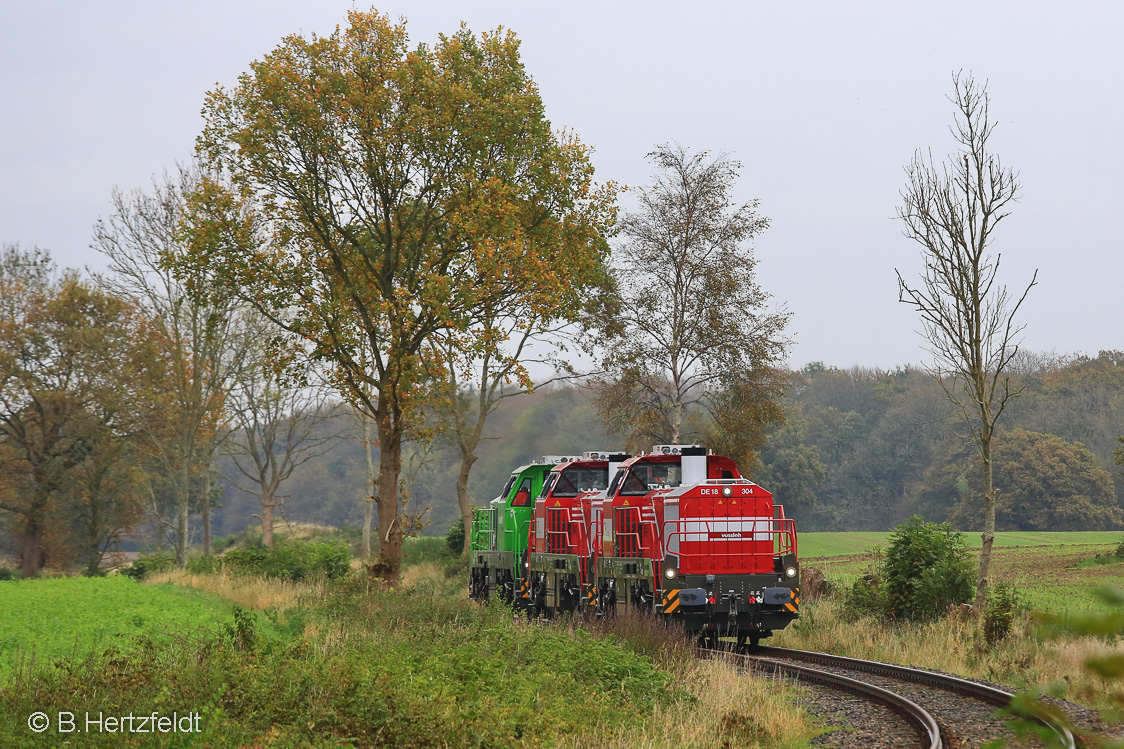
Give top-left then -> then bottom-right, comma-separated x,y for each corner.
700,645 -> 1076,749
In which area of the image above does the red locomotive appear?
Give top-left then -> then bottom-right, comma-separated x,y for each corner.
525,445 -> 799,648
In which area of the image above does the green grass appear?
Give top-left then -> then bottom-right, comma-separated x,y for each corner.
801,531 -> 1124,616
799,530 -> 1124,558
0,576 -> 235,677
0,571 -> 696,748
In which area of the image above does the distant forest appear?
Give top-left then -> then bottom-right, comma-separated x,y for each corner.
208,350 -> 1124,539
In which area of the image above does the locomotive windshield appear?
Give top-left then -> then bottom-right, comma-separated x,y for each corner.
551,466 -> 609,497
619,463 -> 682,495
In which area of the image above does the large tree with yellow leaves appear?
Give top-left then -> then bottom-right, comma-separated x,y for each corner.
177,11 -> 615,581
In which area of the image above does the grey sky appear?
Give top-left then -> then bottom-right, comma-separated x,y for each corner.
2,2 -> 1120,370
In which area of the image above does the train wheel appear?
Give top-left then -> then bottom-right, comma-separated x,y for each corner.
597,587 -> 615,618
737,632 -> 761,651
499,572 -> 514,605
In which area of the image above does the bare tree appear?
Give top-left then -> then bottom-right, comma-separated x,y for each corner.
896,72 -> 1037,612
93,165 -> 242,566
223,315 -> 341,548
596,144 -> 789,461
434,308 -> 586,554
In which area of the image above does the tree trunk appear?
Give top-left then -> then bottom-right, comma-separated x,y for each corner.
362,413 -> 376,561
175,463 -> 190,568
974,437 -> 996,613
456,450 -> 477,555
19,520 -> 43,579
671,393 -> 682,444
373,403 -> 403,583
261,491 -> 275,549
201,468 -> 212,556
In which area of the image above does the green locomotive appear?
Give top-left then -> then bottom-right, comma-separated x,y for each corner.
468,456 -> 578,604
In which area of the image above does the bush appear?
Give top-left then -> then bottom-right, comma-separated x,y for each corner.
120,551 -> 177,581
189,539 -> 351,581
0,565 -> 14,581
983,581 -> 1022,646
882,516 -> 974,622
446,515 -> 466,554
839,517 -> 974,623
841,572 -> 886,621
185,555 -> 223,575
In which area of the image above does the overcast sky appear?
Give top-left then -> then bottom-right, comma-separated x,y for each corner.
2,1 -> 1121,370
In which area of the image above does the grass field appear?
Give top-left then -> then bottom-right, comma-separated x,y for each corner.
799,530 -> 1124,558
0,575 -> 236,677
800,531 -> 1124,615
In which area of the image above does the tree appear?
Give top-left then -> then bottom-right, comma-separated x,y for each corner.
595,144 -> 789,464
945,429 -> 1121,531
179,11 -> 615,582
63,405 -> 148,575
435,302 -> 604,554
223,315 -> 341,549
896,72 -> 1037,612
0,246 -> 148,577
753,415 -> 826,519
94,166 -> 242,566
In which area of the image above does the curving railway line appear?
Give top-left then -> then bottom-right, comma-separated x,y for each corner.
701,645 -> 1077,749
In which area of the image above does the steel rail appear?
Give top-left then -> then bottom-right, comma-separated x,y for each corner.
729,651 -> 942,749
753,646 -> 1076,749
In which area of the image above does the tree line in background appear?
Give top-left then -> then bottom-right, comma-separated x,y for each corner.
204,353 -> 1124,545
758,352 -> 1124,531
3,13 -> 1122,583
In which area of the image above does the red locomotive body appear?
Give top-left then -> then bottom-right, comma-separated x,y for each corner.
526,452 -> 627,615
519,444 -> 800,647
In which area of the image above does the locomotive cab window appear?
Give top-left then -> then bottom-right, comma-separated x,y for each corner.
607,469 -> 625,497
552,466 -> 609,497
620,463 -> 681,495
511,477 -> 534,507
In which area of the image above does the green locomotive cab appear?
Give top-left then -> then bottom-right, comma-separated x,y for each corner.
469,456 -> 579,604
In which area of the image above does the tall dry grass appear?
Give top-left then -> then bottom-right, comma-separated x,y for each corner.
561,656 -> 819,749
145,569 -> 326,611
773,597 -> 1124,710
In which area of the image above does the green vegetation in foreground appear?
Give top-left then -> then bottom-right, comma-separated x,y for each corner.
0,576 -> 233,676
0,573 -> 683,748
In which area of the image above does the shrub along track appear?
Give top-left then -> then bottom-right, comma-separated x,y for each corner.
700,645 -> 1077,749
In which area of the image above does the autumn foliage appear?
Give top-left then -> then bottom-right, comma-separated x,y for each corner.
177,11 -> 615,580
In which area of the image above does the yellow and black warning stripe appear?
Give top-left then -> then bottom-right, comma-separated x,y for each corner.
784,590 -> 800,612
661,588 -> 680,614
518,580 -> 531,599
586,587 -> 598,607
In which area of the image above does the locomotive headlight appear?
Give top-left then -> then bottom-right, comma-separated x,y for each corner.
665,567 -> 677,579
785,566 -> 797,578
721,486 -> 732,497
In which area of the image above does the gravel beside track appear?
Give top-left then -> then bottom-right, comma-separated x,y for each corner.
746,647 -> 1077,748
740,655 -> 937,748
